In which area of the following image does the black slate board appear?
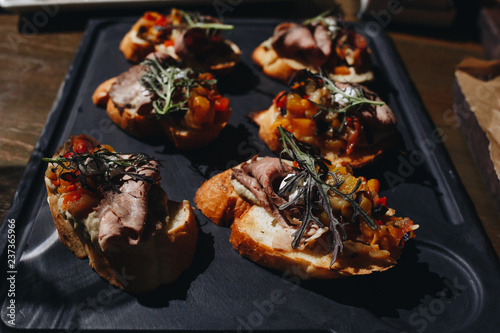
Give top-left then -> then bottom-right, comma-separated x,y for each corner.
1,18 -> 500,332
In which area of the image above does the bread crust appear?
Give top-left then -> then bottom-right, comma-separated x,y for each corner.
104,98 -> 164,139
195,164 -> 403,278
252,44 -> 374,83
194,169 -> 252,227
46,179 -> 87,258
250,105 -> 396,168
119,29 -> 156,63
45,136 -> 198,293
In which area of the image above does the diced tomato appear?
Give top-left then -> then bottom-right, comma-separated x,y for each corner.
214,97 -> 230,112
355,35 -> 367,49
62,189 -> 82,206
155,14 -> 169,27
62,187 -> 100,218
144,12 -> 156,21
72,138 -> 92,154
293,161 -> 299,169
376,220 -> 383,226
210,33 -> 222,42
201,72 -> 214,81
163,39 -> 174,47
274,91 -> 287,110
378,197 -> 387,207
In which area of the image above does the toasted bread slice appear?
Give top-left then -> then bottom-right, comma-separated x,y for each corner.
120,10 -> 242,74
195,159 -> 414,278
45,136 -> 198,293
92,63 -> 232,149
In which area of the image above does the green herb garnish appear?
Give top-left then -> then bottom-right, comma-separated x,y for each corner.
139,57 -> 216,116
43,147 -> 160,193
277,126 -> 377,266
180,9 -> 234,31
302,9 -> 333,26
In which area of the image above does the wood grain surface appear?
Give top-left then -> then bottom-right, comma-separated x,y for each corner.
0,7 -> 498,258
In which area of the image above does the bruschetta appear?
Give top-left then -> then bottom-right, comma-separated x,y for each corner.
92,53 -> 232,150
195,127 -> 416,278
253,11 -> 373,83
120,8 -> 241,73
251,70 -> 396,168
43,134 -> 198,293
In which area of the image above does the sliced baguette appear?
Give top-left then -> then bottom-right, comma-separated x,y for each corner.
45,136 -> 198,293
92,68 -> 231,149
195,162 -> 407,278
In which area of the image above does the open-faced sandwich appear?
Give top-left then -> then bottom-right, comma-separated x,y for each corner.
120,8 -> 241,73
195,127 -> 416,278
43,134 -> 198,293
253,11 -> 373,83
251,70 -> 396,168
93,53 -> 232,150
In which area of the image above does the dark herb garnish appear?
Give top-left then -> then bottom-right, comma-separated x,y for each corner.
43,147 -> 160,193
277,126 -> 377,266
139,57 -> 216,116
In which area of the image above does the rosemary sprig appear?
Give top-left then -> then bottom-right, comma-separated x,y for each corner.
302,9 -> 332,25
321,74 -> 384,113
180,9 -> 234,31
43,147 -> 160,193
139,57 -> 215,116
277,126 -> 377,266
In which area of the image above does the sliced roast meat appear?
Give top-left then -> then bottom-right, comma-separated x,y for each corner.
312,23 -> 332,61
271,22 -> 332,68
108,65 -> 152,112
232,168 -> 269,209
97,159 -> 160,253
231,156 -> 295,227
242,156 -> 293,209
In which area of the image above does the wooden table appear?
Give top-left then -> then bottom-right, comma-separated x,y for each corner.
1,7 -> 499,258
